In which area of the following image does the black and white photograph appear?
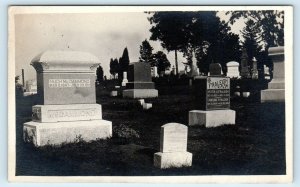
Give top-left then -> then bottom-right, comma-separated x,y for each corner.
8,6 -> 293,183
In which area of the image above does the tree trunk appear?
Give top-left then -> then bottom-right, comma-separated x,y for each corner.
175,49 -> 178,76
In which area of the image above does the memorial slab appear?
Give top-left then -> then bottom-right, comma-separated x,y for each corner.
154,123 -> 192,169
190,76 -> 236,127
226,61 -> 240,78
123,62 -> 158,98
23,50 -> 112,146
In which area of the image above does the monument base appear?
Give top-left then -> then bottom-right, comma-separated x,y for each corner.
123,89 -> 158,98
23,119 -> 112,147
261,89 -> 285,102
154,152 -> 192,169
189,109 -> 236,128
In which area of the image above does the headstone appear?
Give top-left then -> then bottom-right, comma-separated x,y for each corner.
189,76 -> 236,127
138,99 -> 145,106
154,123 -> 192,169
251,57 -> 258,79
226,61 -> 240,78
264,65 -> 271,80
209,63 -> 222,76
23,79 -> 37,96
151,66 -> 158,77
121,71 -> 128,87
143,103 -> 152,110
123,62 -> 158,98
23,51 -> 112,146
261,46 -> 285,102
240,48 -> 251,78
110,91 -> 118,97
242,92 -> 250,98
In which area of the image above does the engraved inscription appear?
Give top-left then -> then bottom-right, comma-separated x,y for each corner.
47,109 -> 97,119
207,77 -> 230,89
206,77 -> 230,109
49,79 -> 91,88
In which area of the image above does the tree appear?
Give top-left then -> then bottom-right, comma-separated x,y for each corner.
118,47 -> 130,80
109,58 -> 119,79
96,65 -> 104,82
226,10 -> 284,50
148,11 -> 239,74
241,19 -> 262,63
148,12 -> 192,75
139,39 -> 154,63
152,51 -> 171,73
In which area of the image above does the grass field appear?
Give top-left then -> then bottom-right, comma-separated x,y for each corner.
15,81 -> 285,176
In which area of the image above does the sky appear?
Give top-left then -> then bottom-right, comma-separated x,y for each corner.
14,11 -> 244,82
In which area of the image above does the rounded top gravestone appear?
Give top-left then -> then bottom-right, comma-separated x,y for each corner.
160,123 -> 188,153
226,61 -> 239,67
31,50 -> 100,105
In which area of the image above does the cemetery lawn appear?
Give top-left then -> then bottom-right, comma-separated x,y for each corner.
15,82 -> 285,176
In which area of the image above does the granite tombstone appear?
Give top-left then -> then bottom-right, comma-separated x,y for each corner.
23,51 -> 112,146
123,62 -> 158,98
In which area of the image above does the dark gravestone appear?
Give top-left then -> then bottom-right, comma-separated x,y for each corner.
193,76 -> 230,110
123,62 -> 158,98
126,62 -> 155,89
209,63 -> 222,76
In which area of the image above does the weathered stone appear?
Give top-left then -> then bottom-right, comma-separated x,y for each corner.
23,120 -> 112,146
24,50 -> 112,147
226,61 -> 240,78
160,123 -> 187,152
121,72 -> 128,87
189,110 -> 236,128
32,104 -> 102,123
123,89 -> 158,98
261,46 -> 285,102
31,51 -> 99,105
154,123 -> 192,169
154,152 -> 192,169
143,103 -> 152,110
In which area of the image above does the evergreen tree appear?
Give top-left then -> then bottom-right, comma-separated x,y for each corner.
139,39 -> 154,63
109,58 -> 119,79
118,47 -> 130,80
96,65 -> 104,82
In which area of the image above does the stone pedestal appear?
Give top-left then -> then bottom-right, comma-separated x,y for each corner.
261,46 -> 285,102
23,51 -> 112,146
154,123 -> 192,169
189,110 -> 236,128
123,62 -> 158,98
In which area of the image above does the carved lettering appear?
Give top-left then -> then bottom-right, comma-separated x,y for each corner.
48,79 -> 91,88
47,109 -> 97,119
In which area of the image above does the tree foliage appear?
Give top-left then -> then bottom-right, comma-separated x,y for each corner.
147,11 -> 241,74
96,65 -> 104,82
109,58 -> 119,78
152,51 -> 171,73
139,39 -> 154,63
226,10 -> 284,49
118,47 -> 130,80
